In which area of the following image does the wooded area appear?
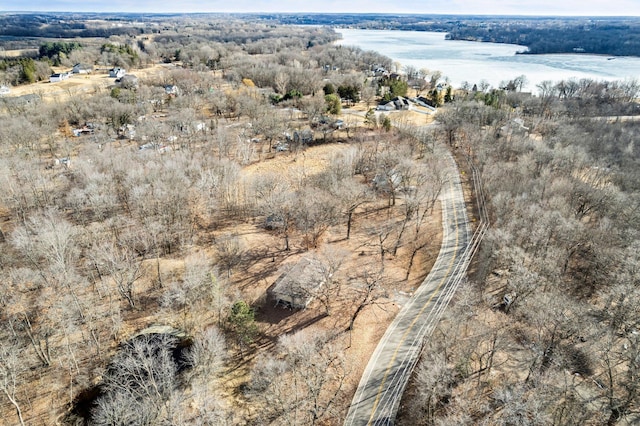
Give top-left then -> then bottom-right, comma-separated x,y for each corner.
399,81 -> 640,425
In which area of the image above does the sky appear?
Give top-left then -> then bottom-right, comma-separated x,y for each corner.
2,0 -> 640,16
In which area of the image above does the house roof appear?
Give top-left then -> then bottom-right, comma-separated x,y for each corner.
270,256 -> 326,303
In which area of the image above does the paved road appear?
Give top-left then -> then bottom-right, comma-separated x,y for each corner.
344,151 -> 471,426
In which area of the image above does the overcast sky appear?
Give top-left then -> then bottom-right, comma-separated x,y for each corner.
2,0 -> 640,16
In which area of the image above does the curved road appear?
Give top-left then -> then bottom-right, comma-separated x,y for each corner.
344,150 -> 471,426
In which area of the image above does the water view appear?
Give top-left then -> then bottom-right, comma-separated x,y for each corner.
337,28 -> 640,92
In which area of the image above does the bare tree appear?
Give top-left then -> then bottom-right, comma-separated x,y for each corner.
366,221 -> 395,271
248,330 -> 348,425
406,351 -> 454,425
293,186 -> 338,249
305,246 -> 349,315
94,240 -> 144,308
346,267 -> 388,338
214,233 -> 244,277
334,177 -> 371,240
92,334 -> 179,426
300,94 -> 326,125
274,71 -> 290,95
361,84 -> 377,109
0,341 -> 26,426
253,175 -> 297,251
185,327 -> 227,385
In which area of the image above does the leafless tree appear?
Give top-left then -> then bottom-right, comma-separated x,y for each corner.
346,266 -> 388,337
92,334 -> 179,426
274,71 -> 290,95
293,186 -> 338,249
328,176 -> 371,240
405,351 -> 454,425
492,382 -> 548,425
0,341 -> 26,426
248,330 -> 348,425
94,240 -> 144,308
366,221 -> 395,271
361,84 -> 377,109
253,174 -> 297,251
215,233 -> 244,277
298,246 -> 349,315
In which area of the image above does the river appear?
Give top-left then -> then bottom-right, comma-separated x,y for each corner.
337,28 -> 640,92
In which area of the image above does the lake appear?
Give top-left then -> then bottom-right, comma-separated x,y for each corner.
337,28 -> 640,92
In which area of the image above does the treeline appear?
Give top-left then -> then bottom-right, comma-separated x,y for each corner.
0,13 -> 148,38
0,57 -> 52,85
453,77 -> 640,117
39,41 -> 83,60
447,20 -> 640,56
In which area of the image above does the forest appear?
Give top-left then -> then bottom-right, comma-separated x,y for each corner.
0,13 -> 639,426
446,19 -> 640,56
399,81 -> 640,425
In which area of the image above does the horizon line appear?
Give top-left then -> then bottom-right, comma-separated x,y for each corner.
1,11 -> 639,18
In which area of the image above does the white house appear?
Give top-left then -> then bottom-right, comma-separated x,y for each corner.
164,85 -> 180,96
49,72 -> 71,83
376,102 -> 396,111
109,67 -> 126,78
0,85 -> 10,96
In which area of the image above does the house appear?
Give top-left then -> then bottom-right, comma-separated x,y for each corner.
269,256 -> 327,309
139,142 -> 159,151
72,125 -> 95,137
109,67 -> 126,78
54,157 -> 71,168
274,142 -> 289,152
72,63 -> 93,74
392,96 -> 411,110
164,85 -> 180,96
0,85 -> 10,96
373,170 -> 402,192
413,96 -> 438,111
373,67 -> 388,77
376,101 -> 396,111
49,72 -> 71,83
377,96 -> 411,111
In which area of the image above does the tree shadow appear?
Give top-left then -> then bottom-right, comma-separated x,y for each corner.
255,294 -> 300,325
254,295 -> 330,352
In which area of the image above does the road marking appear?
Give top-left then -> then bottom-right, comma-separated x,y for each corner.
366,180 -> 462,424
